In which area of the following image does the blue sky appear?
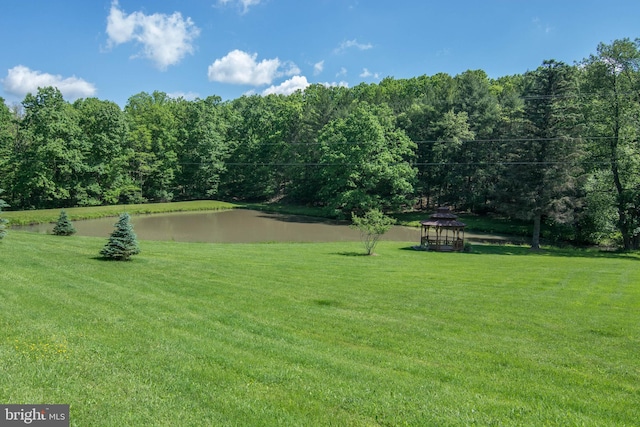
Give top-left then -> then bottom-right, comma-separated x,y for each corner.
1,0 -> 639,107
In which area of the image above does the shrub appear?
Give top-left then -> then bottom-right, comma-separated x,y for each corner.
0,217 -> 6,241
350,209 -> 395,255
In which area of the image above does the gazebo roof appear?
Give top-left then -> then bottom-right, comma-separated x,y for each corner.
420,207 -> 466,228
430,206 -> 459,219
420,219 -> 466,227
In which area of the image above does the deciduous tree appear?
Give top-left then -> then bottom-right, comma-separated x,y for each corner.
350,208 -> 395,255
581,38 -> 640,249
125,92 -> 179,202
12,87 -> 86,209
73,97 -> 131,205
171,96 -> 231,200
0,100 -> 14,196
318,102 -> 416,216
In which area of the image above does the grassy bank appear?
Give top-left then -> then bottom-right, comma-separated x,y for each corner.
1,200 -> 238,226
395,210 -> 532,236
2,201 -> 331,227
1,231 -> 638,426
244,205 -> 533,238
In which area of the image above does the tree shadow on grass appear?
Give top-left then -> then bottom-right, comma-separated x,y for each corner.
90,255 -> 137,262
333,251 -> 370,257
312,299 -> 341,307
401,244 -> 640,260
256,212 -> 340,224
474,245 -> 639,260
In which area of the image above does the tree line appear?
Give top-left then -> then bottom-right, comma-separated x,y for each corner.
1,39 -> 639,249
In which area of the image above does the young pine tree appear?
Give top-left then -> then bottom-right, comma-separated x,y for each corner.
0,192 -> 8,240
100,213 -> 140,261
52,210 -> 76,236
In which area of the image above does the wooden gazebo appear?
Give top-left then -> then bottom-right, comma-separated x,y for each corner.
420,207 -> 466,252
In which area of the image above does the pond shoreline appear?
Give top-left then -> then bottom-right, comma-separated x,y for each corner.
13,208 -> 522,245
3,200 -> 238,226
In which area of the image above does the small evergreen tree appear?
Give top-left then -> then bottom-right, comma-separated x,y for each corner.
0,191 -> 8,240
52,210 -> 76,236
100,213 -> 140,261
350,209 -> 395,255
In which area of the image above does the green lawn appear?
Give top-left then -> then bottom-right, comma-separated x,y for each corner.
1,231 -> 638,426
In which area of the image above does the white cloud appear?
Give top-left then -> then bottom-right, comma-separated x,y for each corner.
2,65 -> 97,101
166,91 -> 200,101
105,2 -> 137,45
313,60 -> 324,75
106,0 -> 200,70
282,61 -> 301,76
262,76 -> 309,96
336,67 -> 347,77
360,68 -> 380,79
320,81 -> 349,88
334,39 -> 373,54
532,17 -> 552,34
217,0 -> 262,14
207,49 -> 299,86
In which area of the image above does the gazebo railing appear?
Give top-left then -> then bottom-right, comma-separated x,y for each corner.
421,237 -> 464,251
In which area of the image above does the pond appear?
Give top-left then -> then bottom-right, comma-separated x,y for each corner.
17,209 -> 424,243
17,209 -> 517,244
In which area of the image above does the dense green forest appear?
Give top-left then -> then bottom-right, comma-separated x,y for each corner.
1,39 -> 639,249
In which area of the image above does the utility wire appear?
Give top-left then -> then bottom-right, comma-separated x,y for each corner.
177,160 -> 616,167
226,136 -> 620,146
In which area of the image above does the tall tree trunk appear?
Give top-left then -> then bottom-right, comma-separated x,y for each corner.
531,212 -> 541,250
611,155 -> 632,250
609,88 -> 633,250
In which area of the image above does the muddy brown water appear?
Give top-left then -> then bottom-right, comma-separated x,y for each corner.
16,209 -> 510,244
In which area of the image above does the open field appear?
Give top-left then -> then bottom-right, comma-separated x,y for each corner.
1,231 -> 638,426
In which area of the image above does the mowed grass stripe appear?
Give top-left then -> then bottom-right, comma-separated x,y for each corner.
1,231 -> 638,426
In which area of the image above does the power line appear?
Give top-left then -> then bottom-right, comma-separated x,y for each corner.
224,136 -> 619,146
411,136 -> 600,144
218,136 -> 624,148
177,160 -> 616,167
